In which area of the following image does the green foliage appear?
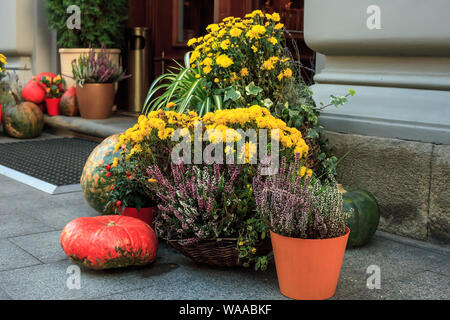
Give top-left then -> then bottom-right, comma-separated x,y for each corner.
46,0 -> 128,48
105,158 -> 158,213
143,61 -> 214,116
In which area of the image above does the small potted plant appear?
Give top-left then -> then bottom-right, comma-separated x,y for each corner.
45,0 -> 128,87
105,156 -> 158,229
72,47 -> 130,119
40,75 -> 65,116
253,157 -> 351,300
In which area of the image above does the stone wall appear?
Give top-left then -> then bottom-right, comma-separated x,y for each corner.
324,131 -> 449,245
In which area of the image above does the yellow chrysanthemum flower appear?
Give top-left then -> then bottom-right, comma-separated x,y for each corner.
274,23 -> 284,30
268,37 -> 278,45
206,24 -> 220,33
240,68 -> 249,77
216,54 -> 233,68
203,65 -> 212,74
187,38 -> 197,47
220,39 -> 230,50
271,12 -> 281,22
229,28 -> 242,37
111,157 -> 119,168
283,68 -> 293,78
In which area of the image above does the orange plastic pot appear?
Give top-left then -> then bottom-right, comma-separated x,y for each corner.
119,206 -> 157,230
270,227 -> 350,300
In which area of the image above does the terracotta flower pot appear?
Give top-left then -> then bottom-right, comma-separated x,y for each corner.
45,98 -> 61,116
76,83 -> 115,119
270,227 -> 350,300
119,206 -> 157,229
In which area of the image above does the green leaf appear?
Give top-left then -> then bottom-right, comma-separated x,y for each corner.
224,87 -> 241,102
212,95 -> 223,110
245,82 -> 263,96
263,98 -> 273,108
184,52 -> 191,68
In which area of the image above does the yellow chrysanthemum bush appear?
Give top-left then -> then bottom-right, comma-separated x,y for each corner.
185,11 -> 293,107
117,105 -> 310,176
144,11 -> 293,117
143,10 -> 354,179
116,105 -> 312,269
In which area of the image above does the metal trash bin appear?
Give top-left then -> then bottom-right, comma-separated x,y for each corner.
126,27 -> 151,113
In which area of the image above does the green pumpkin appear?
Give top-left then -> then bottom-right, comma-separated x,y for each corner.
340,185 -> 380,247
1,92 -> 44,139
81,134 -> 122,214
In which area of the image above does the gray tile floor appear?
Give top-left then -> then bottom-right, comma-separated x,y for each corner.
0,133 -> 449,300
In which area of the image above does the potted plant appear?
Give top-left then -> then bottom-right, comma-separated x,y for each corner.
105,156 -> 158,229
253,157 -> 351,300
40,75 -> 65,116
114,105 -> 311,270
45,0 -> 128,87
148,161 -> 272,269
72,47 -> 130,119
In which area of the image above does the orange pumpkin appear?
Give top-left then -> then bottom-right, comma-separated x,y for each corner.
60,215 -> 158,270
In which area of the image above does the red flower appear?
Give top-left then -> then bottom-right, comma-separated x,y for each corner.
105,164 -> 111,171
116,200 -> 122,207
127,176 -> 133,180
106,172 -> 112,177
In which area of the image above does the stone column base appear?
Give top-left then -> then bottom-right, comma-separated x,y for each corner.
324,131 -> 450,245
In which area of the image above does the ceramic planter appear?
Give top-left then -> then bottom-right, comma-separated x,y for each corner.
270,227 -> 350,300
45,97 -> 61,116
119,206 -> 157,229
59,48 -> 120,88
76,83 -> 115,119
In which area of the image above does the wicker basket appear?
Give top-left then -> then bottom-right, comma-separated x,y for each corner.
167,238 -> 272,267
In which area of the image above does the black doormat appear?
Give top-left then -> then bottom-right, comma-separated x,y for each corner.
0,138 -> 99,194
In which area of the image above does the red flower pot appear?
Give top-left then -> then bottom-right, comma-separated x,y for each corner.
45,97 -> 61,116
119,206 -> 157,229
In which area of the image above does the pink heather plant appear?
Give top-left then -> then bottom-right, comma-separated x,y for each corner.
147,162 -> 271,270
71,45 -> 130,86
253,157 -> 349,239
148,162 -> 244,241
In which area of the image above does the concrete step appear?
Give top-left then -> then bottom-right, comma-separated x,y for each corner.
44,113 -> 138,139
